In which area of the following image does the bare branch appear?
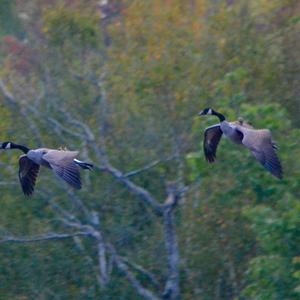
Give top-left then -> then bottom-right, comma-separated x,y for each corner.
0,79 -> 18,106
65,189 -> 91,221
57,107 -> 96,143
0,79 -> 43,144
107,244 -> 160,300
121,256 -> 160,289
73,236 -> 108,288
162,210 -> 180,300
48,199 -> 82,226
162,185 -> 181,300
100,162 -> 163,215
0,181 -> 19,186
0,232 -> 89,244
58,218 -> 95,235
47,116 -> 85,139
124,155 -> 176,178
96,231 -> 109,286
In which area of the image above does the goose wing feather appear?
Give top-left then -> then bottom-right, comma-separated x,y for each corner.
236,126 -> 283,179
203,124 -> 223,163
43,150 -> 81,189
43,150 -> 79,164
19,155 -> 40,196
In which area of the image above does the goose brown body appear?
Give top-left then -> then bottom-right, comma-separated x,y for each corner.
0,142 -> 93,196
198,108 -> 283,179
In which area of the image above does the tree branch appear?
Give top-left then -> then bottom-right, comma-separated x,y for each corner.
162,185 -> 181,300
124,155 -> 176,178
0,79 -> 17,106
121,256 -> 160,289
0,181 -> 19,186
96,231 -> 109,286
0,79 -> 43,144
100,162 -> 163,215
46,116 -> 85,139
0,232 -> 89,244
107,244 -> 160,300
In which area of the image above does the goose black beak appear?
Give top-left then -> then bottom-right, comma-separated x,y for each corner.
198,111 -> 205,116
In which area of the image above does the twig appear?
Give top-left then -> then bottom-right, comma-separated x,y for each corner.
124,155 -> 176,178
121,256 -> 160,288
0,181 -> 19,186
47,116 -> 85,139
65,189 -> 91,221
107,244 -> 160,300
48,199 -> 79,222
100,162 -> 163,215
0,232 -> 89,244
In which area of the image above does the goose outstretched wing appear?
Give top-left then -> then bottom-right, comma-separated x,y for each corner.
19,155 -> 40,196
43,150 -> 81,189
203,124 -> 223,163
237,126 -> 283,179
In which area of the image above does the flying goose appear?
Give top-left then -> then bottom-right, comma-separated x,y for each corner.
0,142 -> 93,196
198,108 -> 283,179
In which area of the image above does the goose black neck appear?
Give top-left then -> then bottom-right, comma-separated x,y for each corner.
213,110 -> 226,122
10,143 -> 30,154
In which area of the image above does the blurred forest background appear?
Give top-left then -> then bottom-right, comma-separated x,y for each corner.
0,0 -> 299,299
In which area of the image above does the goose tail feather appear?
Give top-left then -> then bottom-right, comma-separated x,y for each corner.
73,159 -> 94,170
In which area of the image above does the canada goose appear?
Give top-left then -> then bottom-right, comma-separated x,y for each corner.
0,142 -> 93,196
198,108 -> 283,179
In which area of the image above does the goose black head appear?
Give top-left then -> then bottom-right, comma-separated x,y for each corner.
0,142 -> 30,153
198,108 -> 214,116
0,142 -> 12,149
198,108 -> 226,122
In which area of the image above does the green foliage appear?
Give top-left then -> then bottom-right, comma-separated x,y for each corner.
243,255 -> 293,299
43,6 -> 102,49
242,190 -> 300,298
